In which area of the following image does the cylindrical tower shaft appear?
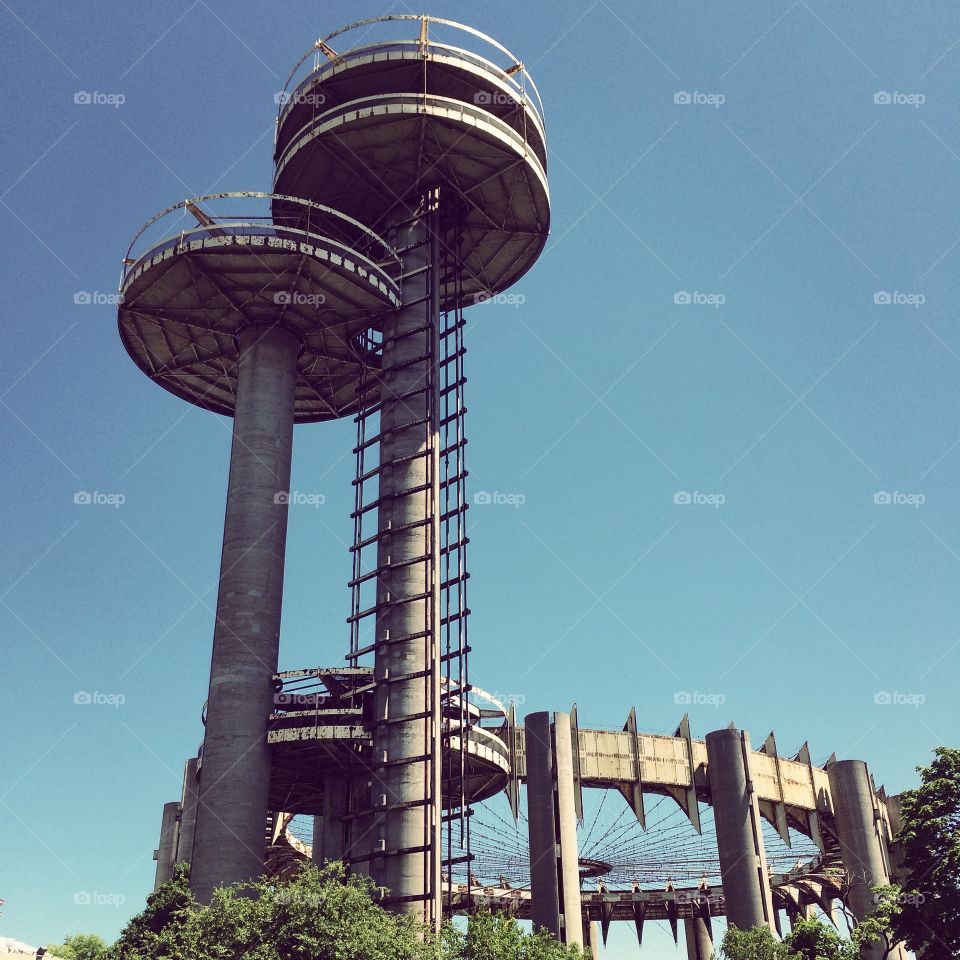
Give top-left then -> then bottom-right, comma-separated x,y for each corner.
369,198 -> 442,926
176,757 -> 199,866
705,727 -> 774,932
685,916 -> 713,960
153,801 -> 180,890
554,712 -> 584,949
190,324 -> 299,903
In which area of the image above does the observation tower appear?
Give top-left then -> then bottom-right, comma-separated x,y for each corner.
122,17 -> 909,959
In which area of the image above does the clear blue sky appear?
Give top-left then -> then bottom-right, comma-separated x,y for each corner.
1,1 -> 958,955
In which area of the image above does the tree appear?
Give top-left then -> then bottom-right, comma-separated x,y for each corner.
783,916 -> 851,960
719,924 -> 792,960
891,746 -> 960,959
445,908 -> 583,960
45,933 -> 109,960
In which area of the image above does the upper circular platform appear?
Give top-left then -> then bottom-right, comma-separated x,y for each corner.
118,192 -> 400,422
273,17 -> 550,304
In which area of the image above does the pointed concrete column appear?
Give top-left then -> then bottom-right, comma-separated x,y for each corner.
705,727 -> 774,932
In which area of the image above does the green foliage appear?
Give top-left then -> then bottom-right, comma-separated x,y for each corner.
719,924 -> 791,960
45,932 -> 109,960
782,916 -> 850,960
892,746 -> 960,959
445,909 -> 584,960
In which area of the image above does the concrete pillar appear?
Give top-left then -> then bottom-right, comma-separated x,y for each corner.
586,919 -> 600,959
154,801 -> 180,890
705,727 -> 774,932
684,916 -> 713,960
313,776 -> 348,864
176,758 -> 199,866
827,760 -> 901,960
526,712 -> 561,938
524,711 -> 583,949
190,324 -> 299,903
370,198 -> 442,927
554,712 -> 583,948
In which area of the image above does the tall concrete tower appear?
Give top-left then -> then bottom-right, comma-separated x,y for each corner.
272,16 -> 549,926
120,15 -> 548,927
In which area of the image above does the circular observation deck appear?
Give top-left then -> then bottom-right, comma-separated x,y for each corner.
266,668 -> 512,814
273,17 -> 550,305
118,192 -> 400,422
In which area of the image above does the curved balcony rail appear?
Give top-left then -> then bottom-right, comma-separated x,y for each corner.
120,191 -> 401,291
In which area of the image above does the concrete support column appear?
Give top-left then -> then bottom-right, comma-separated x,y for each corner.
585,919 -> 600,960
705,727 -> 774,932
370,198 -> 442,927
684,916 -> 713,960
313,776 -> 349,864
828,760 -> 901,960
190,324 -> 299,903
524,711 -> 583,949
154,801 -> 180,890
176,757 -> 199,866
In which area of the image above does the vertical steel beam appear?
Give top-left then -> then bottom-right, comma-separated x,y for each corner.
705,727 -> 774,931
190,323 -> 299,903
370,197 -> 442,927
154,801 -> 181,890
175,758 -> 199,866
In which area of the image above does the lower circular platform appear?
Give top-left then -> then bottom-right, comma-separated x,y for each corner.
118,193 -> 400,422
